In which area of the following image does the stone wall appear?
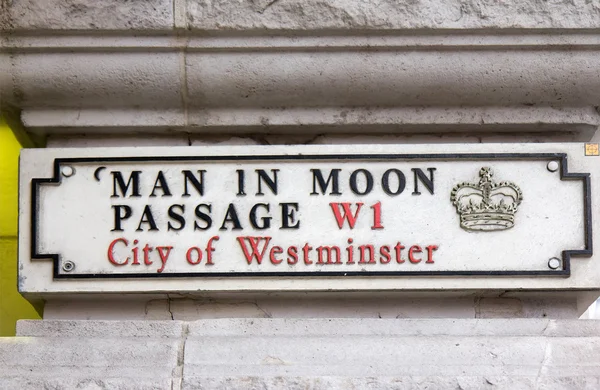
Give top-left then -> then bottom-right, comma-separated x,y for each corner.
1,2 -> 600,388
2,0 -> 600,139
0,319 -> 598,389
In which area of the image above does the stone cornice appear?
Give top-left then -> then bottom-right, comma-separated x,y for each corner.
2,1 -> 600,136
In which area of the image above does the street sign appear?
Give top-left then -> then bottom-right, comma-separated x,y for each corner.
19,144 -> 596,294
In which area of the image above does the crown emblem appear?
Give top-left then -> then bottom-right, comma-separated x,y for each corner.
450,167 -> 523,232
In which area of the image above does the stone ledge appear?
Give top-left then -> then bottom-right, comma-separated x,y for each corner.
3,1 -> 600,138
181,376 -> 600,390
3,319 -> 600,389
0,337 -> 181,378
20,318 -> 600,338
3,43 -> 600,136
17,319 -> 185,338
184,318 -> 600,337
184,337 -> 600,376
0,377 -> 175,390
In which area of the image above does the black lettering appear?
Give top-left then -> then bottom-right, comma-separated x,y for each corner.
135,204 -> 158,232
280,202 -> 300,229
167,204 -> 185,231
136,205 -> 159,231
250,203 -> 271,229
412,168 -> 436,195
150,171 -> 172,197
111,171 -> 141,198
310,169 -> 341,195
182,170 -> 206,196
194,204 -> 212,230
382,169 -> 406,196
111,205 -> 132,231
236,170 -> 246,196
349,169 -> 373,195
256,169 -> 279,195
219,204 -> 243,230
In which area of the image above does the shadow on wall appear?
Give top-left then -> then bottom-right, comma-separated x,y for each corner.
0,116 -> 42,336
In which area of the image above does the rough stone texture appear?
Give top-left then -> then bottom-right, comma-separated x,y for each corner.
184,51 -> 600,109
0,336 -> 181,389
185,0 -> 600,31
0,377 -> 173,389
4,47 -> 600,135
3,4 -> 600,136
4,0 -> 600,32
184,318 -> 600,337
2,2 -> 600,138
8,52 -> 182,109
0,0 -> 174,30
2,319 -> 598,389
181,376 -> 600,390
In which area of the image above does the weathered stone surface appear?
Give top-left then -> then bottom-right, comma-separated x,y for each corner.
17,319 -> 185,338
186,318 -> 600,337
2,319 -> 600,388
3,28 -> 600,136
7,52 -> 182,109
185,335 -> 548,376
0,337 -> 180,378
185,0 -> 600,31
0,377 -> 173,390
185,51 -> 600,109
182,376 -> 600,390
0,0 -> 174,30
182,319 -> 600,384
4,0 -> 600,32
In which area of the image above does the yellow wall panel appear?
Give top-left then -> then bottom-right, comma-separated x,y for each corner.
0,117 -> 41,336
0,118 -> 20,237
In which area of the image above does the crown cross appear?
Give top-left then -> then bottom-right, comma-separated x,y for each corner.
450,167 -> 523,232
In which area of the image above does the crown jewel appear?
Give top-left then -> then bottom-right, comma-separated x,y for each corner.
450,167 -> 523,232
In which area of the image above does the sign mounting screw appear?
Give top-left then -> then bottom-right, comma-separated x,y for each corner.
61,166 -> 75,177
547,161 -> 559,172
62,261 -> 75,272
548,257 -> 561,270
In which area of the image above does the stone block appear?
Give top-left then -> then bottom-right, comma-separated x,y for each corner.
543,319 -> 600,337
185,318 -> 583,337
181,376 -> 600,390
16,319 -> 185,338
1,0 -> 174,30
183,334 -> 547,377
182,319 -> 600,385
544,338 -> 600,375
0,337 -> 180,378
184,51 -> 600,110
184,0 -> 600,31
2,319 -> 600,388
25,109 -> 187,135
0,377 -> 173,390
8,53 -> 182,109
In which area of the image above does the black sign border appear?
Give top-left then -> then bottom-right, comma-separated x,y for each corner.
30,153 -> 592,279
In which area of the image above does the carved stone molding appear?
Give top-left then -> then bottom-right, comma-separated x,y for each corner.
2,1 -> 600,136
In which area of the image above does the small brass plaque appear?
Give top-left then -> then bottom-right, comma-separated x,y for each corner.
585,143 -> 599,156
